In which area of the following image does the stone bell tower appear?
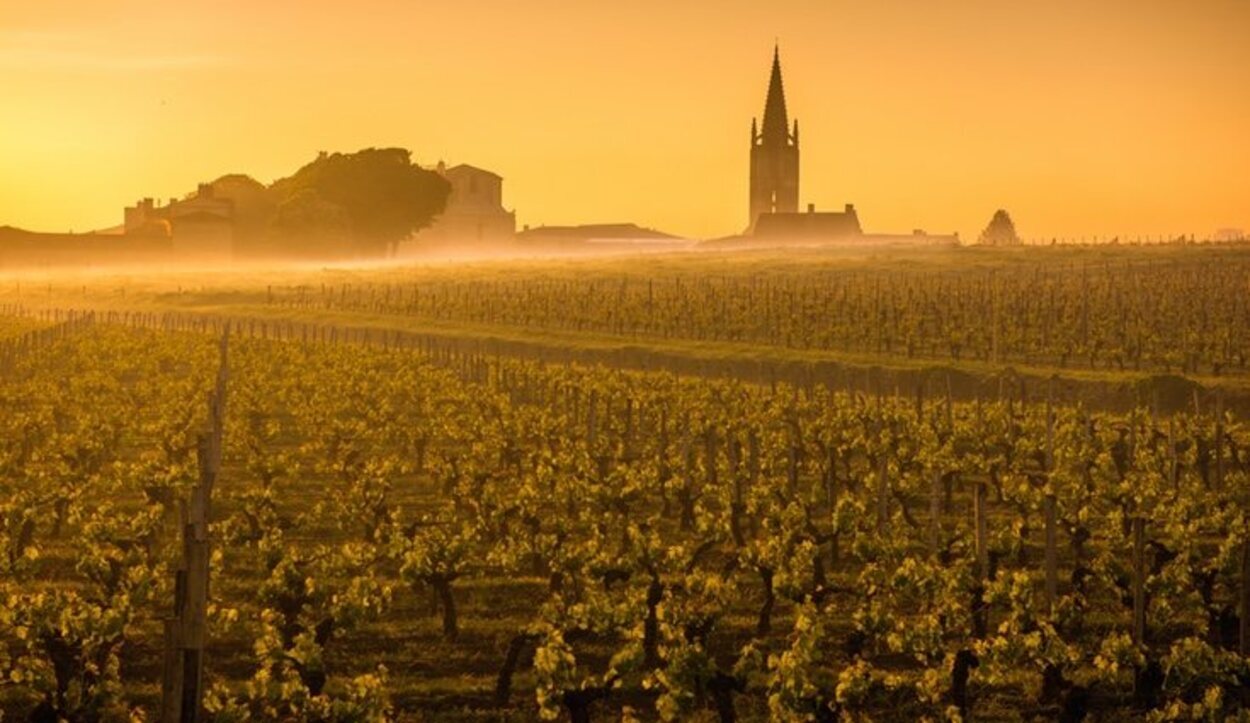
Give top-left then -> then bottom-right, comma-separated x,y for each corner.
749,45 -> 800,230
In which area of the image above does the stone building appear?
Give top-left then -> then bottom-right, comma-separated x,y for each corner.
743,47 -> 959,247
415,162 -> 516,245
749,46 -> 800,229
123,183 -> 235,258
753,203 -> 862,241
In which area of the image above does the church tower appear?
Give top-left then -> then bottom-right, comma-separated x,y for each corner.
749,45 -> 800,229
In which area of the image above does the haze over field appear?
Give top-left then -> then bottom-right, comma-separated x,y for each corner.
3,0 -> 1249,241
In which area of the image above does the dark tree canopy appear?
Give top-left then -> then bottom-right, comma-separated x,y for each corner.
978,209 -> 1021,246
269,188 -> 352,253
269,148 -> 450,256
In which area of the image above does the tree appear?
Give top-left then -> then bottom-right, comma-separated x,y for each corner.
269,148 -> 450,257
978,209 -> 1021,246
269,188 -> 353,256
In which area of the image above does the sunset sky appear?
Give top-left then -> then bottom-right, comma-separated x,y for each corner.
2,0 -> 1248,241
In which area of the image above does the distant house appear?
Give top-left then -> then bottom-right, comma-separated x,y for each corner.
0,180 -> 239,266
739,203 -> 957,247
124,182 -> 235,258
206,175 -> 275,256
414,162 -> 516,245
169,211 -> 233,258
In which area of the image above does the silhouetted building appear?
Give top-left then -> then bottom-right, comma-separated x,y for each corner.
207,175 -> 275,256
730,201 -> 956,247
738,46 -> 958,248
1,179 -> 243,266
749,46 -> 800,230
123,183 -> 235,258
416,162 -> 516,244
123,198 -> 164,236
754,203 -> 861,240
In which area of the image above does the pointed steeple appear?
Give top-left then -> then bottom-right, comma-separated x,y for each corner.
760,44 -> 790,145
748,43 -> 800,227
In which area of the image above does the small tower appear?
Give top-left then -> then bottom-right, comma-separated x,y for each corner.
749,45 -> 800,230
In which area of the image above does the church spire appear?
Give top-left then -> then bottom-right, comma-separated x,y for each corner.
748,43 -> 800,227
760,44 -> 791,145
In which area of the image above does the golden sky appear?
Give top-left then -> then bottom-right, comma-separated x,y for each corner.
2,0 -> 1248,240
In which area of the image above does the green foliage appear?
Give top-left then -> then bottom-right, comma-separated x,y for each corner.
1,309 -> 1249,720
0,590 -> 135,721
269,148 -> 450,256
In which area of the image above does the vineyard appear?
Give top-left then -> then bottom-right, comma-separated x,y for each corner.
7,247 -> 1250,379
0,293 -> 1245,720
1,252 -> 1248,722
255,256 -> 1249,377
158,245 -> 1250,379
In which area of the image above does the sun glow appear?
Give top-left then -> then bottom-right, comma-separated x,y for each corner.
2,0 -> 1248,241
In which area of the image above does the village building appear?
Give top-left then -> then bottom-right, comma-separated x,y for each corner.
753,203 -> 862,240
413,162 -> 516,245
124,183 -> 235,258
744,47 -> 958,247
749,46 -> 800,229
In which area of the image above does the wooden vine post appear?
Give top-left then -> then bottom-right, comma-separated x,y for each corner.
928,470 -> 941,558
1043,496 -> 1057,612
1044,377 -> 1058,612
1131,515 -> 1146,645
1214,388 -> 1225,492
705,428 -> 719,487
944,373 -> 953,431
786,442 -> 799,498
827,444 -> 841,566
586,389 -> 598,449
973,480 -> 989,581
622,398 -> 636,462
1241,536 -> 1250,656
876,451 -> 889,536
161,328 -> 228,723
